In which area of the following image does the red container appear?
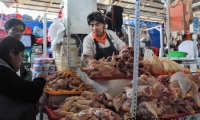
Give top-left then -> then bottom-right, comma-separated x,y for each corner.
44,105 -> 63,120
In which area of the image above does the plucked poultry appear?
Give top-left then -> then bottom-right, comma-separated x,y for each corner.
44,69 -> 93,92
60,107 -> 121,120
108,71 -> 200,119
77,47 -> 151,77
54,91 -> 115,118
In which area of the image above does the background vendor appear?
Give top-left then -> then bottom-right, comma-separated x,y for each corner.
4,18 -> 26,40
82,12 -> 126,64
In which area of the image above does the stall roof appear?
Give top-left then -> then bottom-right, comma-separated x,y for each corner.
1,0 -> 200,22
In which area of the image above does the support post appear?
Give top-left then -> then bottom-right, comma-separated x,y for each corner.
159,24 -> 164,57
128,15 -> 132,46
131,0 -> 140,118
166,0 -> 171,59
43,13 -> 47,58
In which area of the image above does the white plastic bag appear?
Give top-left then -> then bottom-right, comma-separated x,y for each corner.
50,18 -> 65,53
48,18 -> 62,40
144,48 -> 154,60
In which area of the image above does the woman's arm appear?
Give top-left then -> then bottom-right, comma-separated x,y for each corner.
0,66 -> 46,103
81,34 -> 95,63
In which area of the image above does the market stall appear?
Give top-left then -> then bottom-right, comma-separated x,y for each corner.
37,0 -> 200,120
1,0 -> 200,119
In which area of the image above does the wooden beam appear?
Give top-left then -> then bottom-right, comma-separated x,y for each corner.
113,0 -> 121,5
192,1 -> 200,8
141,0 -> 153,8
46,0 -> 53,12
156,8 -> 165,15
9,0 -> 30,8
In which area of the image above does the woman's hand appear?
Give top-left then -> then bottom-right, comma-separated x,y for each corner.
84,55 -> 94,64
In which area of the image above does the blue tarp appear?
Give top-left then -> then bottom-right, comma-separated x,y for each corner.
123,19 -> 164,48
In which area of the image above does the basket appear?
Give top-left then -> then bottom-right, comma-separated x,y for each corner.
53,45 -> 80,71
44,88 -> 82,95
166,51 -> 188,57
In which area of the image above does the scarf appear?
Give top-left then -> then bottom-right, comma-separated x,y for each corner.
92,31 -> 106,44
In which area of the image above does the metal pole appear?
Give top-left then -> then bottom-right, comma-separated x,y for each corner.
131,0 -> 140,118
43,13 -> 47,58
159,24 -> 164,57
193,34 -> 197,64
128,25 -> 132,46
128,15 -> 132,46
65,0 -> 71,70
166,0 -> 171,59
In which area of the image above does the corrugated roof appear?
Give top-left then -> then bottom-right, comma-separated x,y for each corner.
1,0 -> 200,22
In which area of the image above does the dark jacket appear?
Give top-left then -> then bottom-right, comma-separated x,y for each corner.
0,58 -> 46,120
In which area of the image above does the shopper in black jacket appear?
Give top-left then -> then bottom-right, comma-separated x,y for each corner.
0,36 -> 46,120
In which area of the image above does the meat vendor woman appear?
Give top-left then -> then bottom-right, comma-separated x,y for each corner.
82,12 -> 127,64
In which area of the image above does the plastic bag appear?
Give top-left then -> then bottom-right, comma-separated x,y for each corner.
50,18 -> 65,53
48,19 -> 62,40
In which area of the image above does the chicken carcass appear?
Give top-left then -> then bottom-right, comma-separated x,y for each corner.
137,102 -> 158,119
138,85 -> 152,97
152,82 -> 168,98
61,108 -> 121,120
187,80 -> 198,98
169,72 -> 191,98
149,54 -> 166,75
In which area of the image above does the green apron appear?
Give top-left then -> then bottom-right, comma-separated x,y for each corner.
94,33 -> 118,60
